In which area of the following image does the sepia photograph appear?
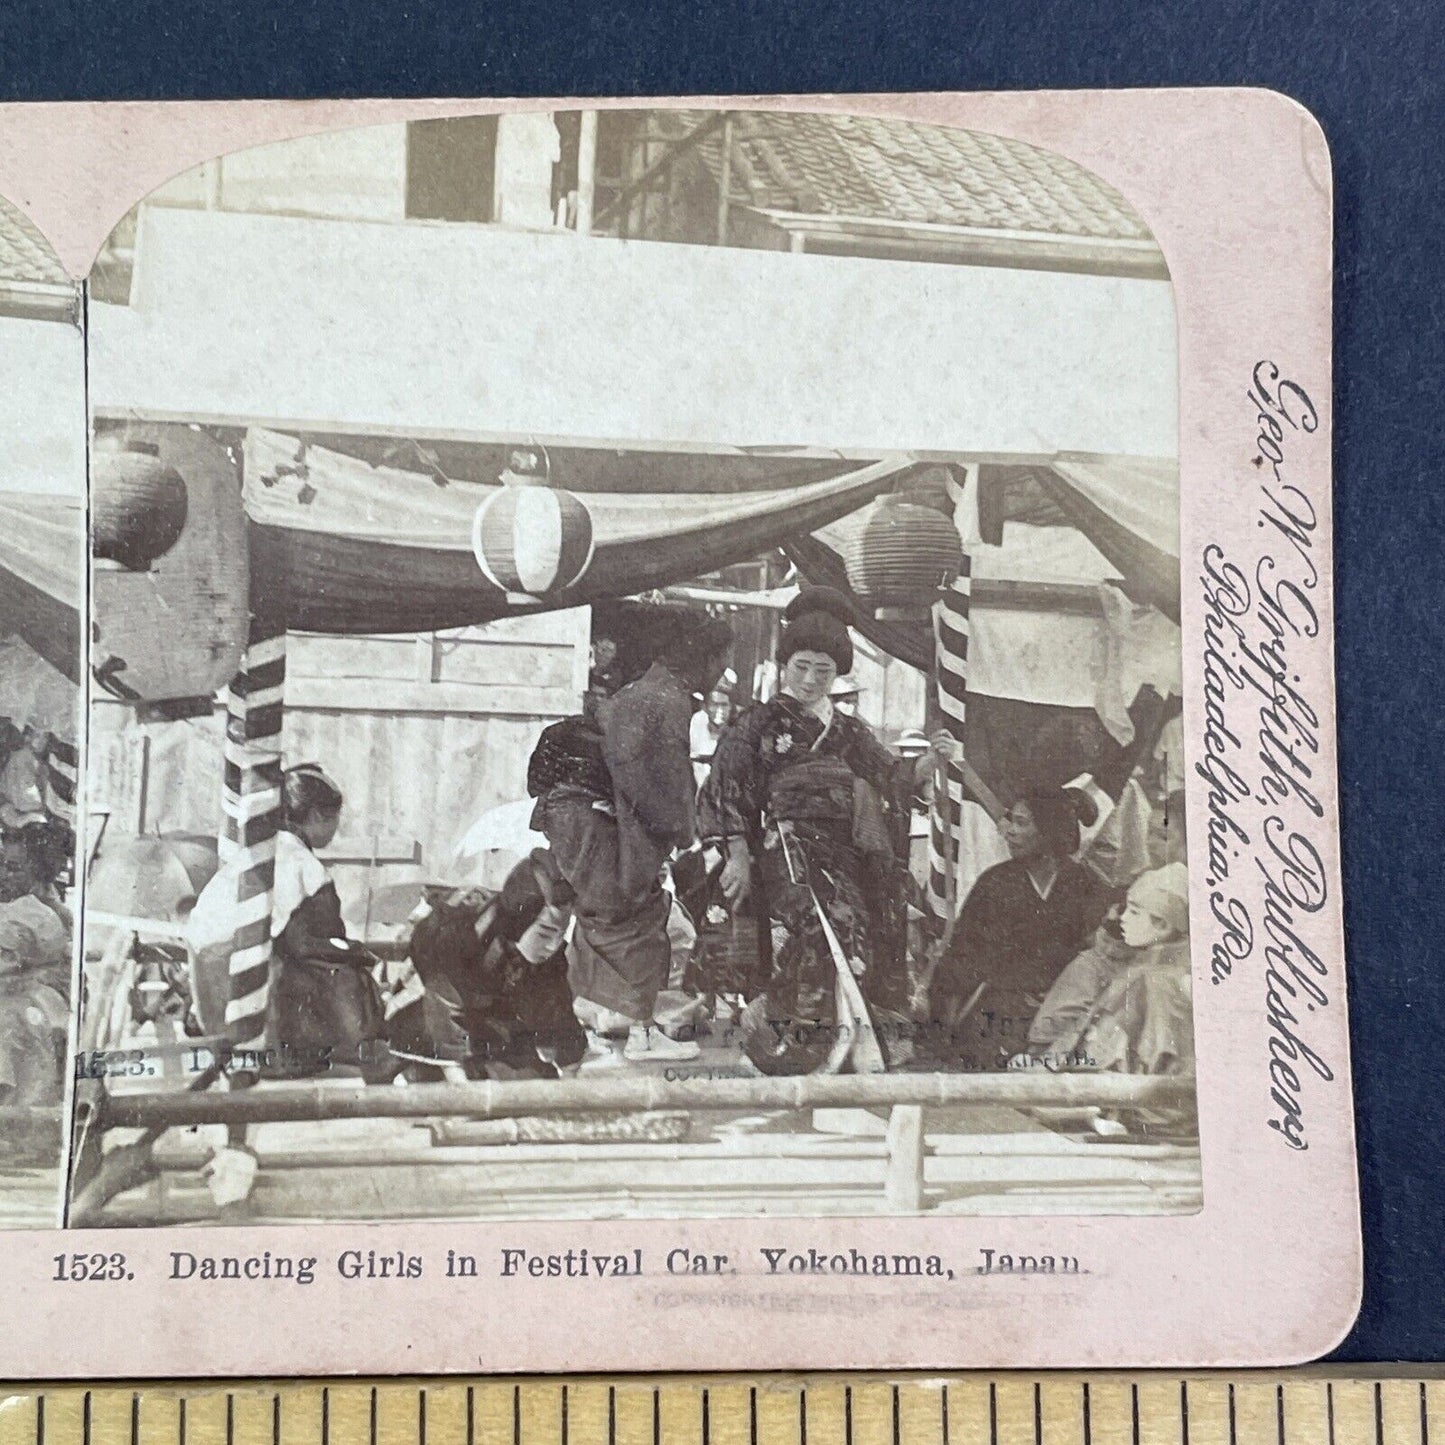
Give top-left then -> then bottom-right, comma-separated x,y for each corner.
0,194 -> 84,1225
72,105 -> 1196,1228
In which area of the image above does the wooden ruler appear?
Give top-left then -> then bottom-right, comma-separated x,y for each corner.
0,1376 -> 1440,1445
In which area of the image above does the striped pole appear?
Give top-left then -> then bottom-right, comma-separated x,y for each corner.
221,616 -> 287,1056
42,735 -> 78,825
927,465 -> 974,920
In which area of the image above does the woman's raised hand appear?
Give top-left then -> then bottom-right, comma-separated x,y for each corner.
915,728 -> 963,782
929,729 -> 963,762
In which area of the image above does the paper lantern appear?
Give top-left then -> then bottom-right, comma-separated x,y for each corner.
91,425 -> 250,705
472,465 -> 595,598
91,438 -> 189,571
842,494 -> 963,617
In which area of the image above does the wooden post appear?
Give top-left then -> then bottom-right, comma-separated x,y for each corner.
221,616 -> 287,1058
717,112 -> 735,245
576,110 -> 598,236
134,732 -> 151,834
884,1104 -> 926,1212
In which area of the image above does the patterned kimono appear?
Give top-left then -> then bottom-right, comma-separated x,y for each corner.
696,694 -> 915,1070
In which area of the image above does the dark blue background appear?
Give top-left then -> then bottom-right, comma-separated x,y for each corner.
2,0 -> 1441,1364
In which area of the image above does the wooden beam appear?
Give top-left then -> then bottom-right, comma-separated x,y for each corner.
971,579 -> 1104,615
716,112 -> 735,245
575,111 -> 598,236
103,1070 -> 1195,1130
319,835 -> 419,866
284,677 -> 580,717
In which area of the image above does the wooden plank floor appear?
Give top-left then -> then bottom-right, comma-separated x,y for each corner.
94,1101 -> 1200,1225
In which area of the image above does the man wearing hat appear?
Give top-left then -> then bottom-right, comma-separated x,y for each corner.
690,684 -> 735,786
894,728 -> 930,758
891,729 -> 935,897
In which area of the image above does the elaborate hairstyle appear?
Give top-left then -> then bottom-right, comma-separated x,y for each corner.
282,763 -> 344,826
1018,786 -> 1098,859
778,587 -> 854,674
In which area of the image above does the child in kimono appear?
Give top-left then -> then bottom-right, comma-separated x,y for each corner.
268,764 -> 391,1080
1027,861 -> 1192,1074
189,764 -> 391,1080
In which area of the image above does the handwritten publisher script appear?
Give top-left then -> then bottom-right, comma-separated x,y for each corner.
1200,361 -> 1331,1152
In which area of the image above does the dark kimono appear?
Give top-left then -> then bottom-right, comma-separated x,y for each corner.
696,694 -> 915,1069
535,661 -> 695,1022
268,830 -> 390,1081
406,859 -> 587,1079
933,857 -> 1106,1069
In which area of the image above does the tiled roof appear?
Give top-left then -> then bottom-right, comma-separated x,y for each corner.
0,195 -> 70,289
660,110 -> 1152,243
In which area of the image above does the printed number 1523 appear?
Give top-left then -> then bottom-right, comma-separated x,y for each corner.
52,1253 -> 132,1282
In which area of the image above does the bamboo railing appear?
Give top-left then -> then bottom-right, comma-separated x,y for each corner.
101,1069 -> 1194,1130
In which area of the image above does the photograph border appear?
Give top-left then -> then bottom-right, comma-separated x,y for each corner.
0,88 -> 1356,1373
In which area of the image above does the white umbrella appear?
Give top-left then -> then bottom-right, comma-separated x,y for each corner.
453,797 -> 547,869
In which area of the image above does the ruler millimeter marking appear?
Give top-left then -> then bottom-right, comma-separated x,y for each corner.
0,1379 -> 1441,1445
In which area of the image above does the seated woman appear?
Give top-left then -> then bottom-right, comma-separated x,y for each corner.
1028,861 -> 1193,1076
189,765 -> 392,1082
697,587 -> 954,1074
266,765 -> 394,1081
931,787 -> 1106,1070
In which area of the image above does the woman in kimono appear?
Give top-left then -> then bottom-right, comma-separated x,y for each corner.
185,764 -> 391,1082
268,765 -> 392,1081
932,787 -> 1108,1069
534,611 -> 733,1065
697,588 -> 955,1074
